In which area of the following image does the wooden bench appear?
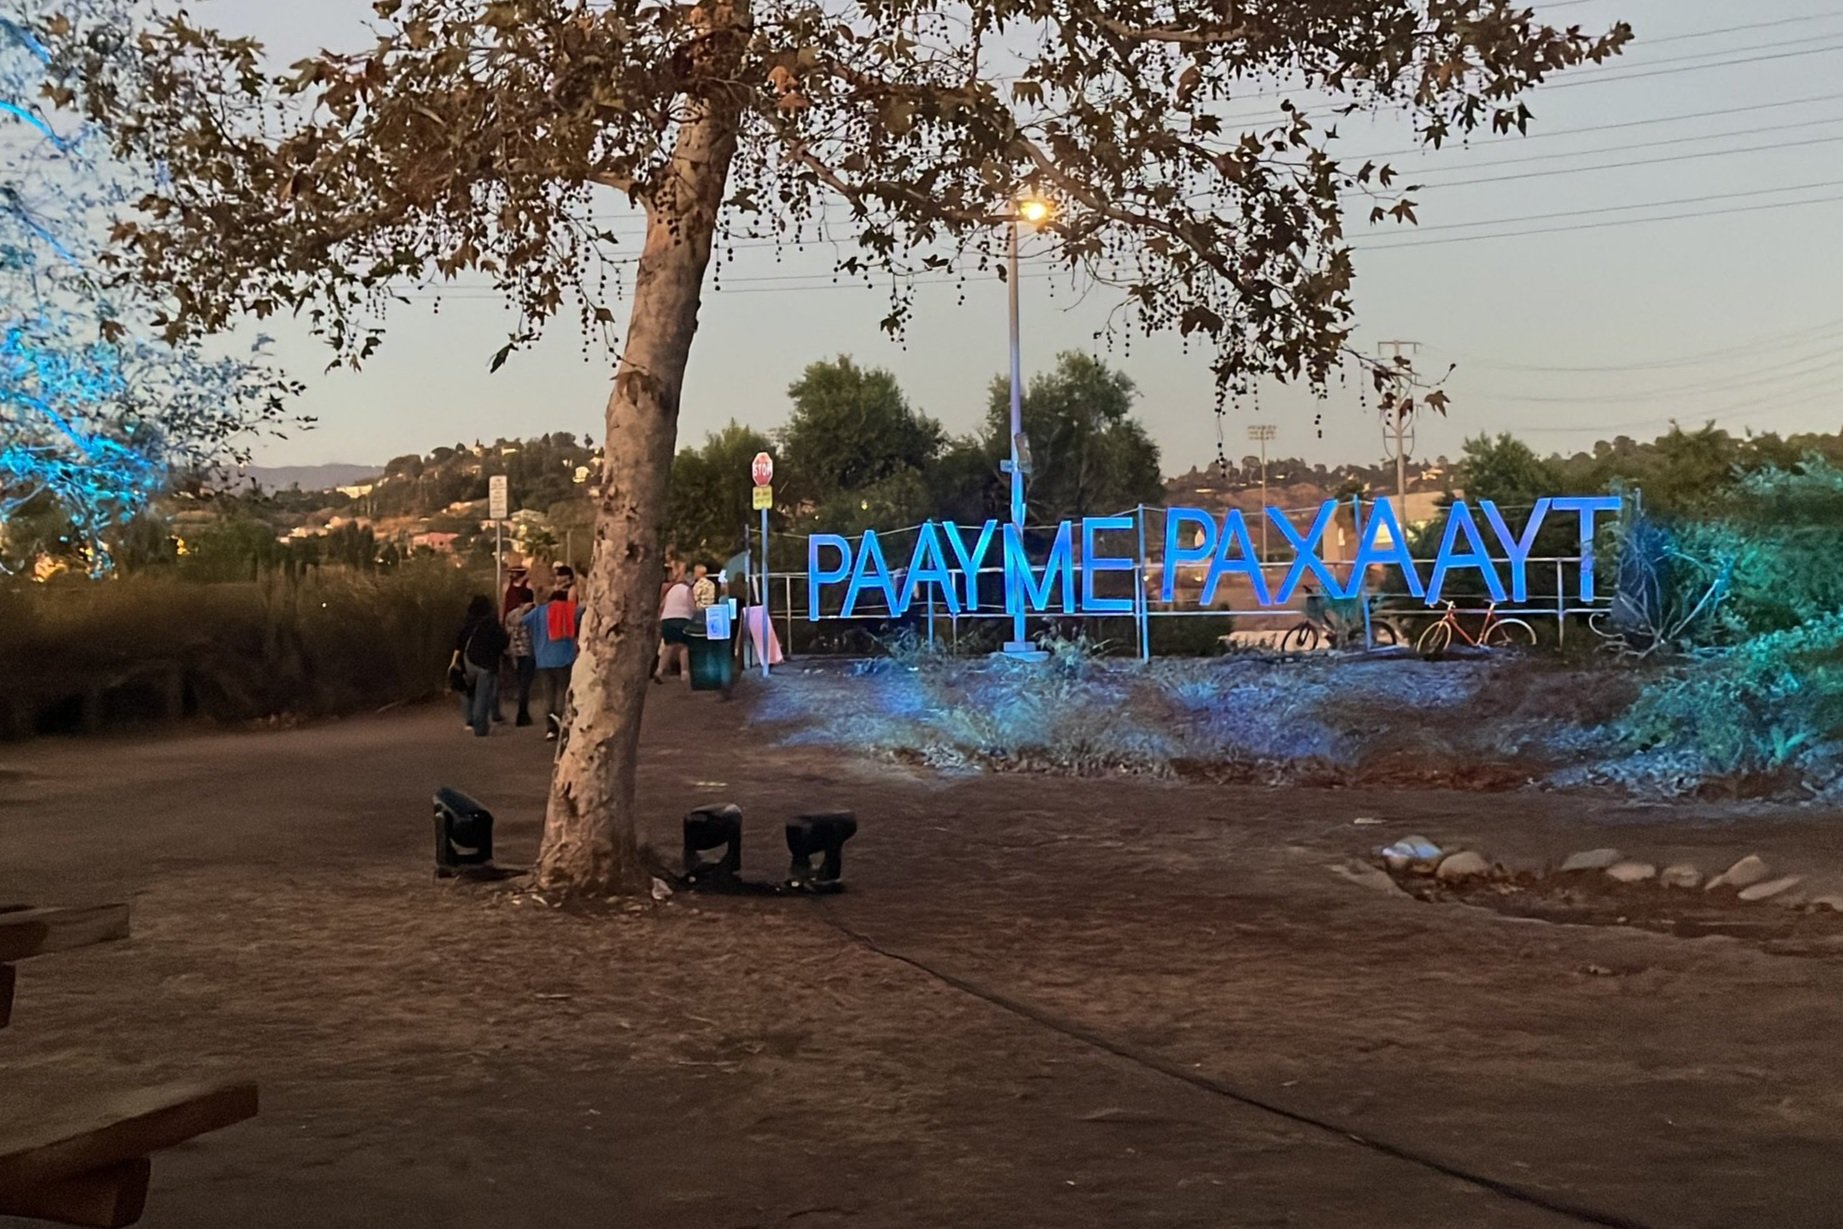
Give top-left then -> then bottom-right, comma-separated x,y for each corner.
0,904 -> 258,1227
0,1083 -> 259,1228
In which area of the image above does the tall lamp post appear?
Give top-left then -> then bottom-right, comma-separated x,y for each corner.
1003,193 -> 1053,656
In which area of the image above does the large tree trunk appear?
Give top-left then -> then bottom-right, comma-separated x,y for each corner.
535,25 -> 745,895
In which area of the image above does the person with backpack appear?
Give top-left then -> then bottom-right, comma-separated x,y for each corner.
451,595 -> 511,738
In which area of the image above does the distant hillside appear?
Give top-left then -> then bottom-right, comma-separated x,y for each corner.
235,464 -> 380,493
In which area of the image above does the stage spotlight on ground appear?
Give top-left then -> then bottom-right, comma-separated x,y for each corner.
432,786 -> 495,878
683,803 -> 744,883
785,812 -> 858,891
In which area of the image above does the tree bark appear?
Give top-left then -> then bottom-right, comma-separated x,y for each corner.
535,14 -> 746,895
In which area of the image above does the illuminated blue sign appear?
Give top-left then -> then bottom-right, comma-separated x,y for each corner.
807,497 -> 1621,619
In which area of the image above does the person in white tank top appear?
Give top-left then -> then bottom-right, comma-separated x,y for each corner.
654,561 -> 697,685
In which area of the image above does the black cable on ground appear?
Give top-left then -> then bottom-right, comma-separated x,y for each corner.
818,906 -> 1666,1229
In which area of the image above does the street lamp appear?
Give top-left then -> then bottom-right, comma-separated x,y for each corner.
1003,192 -> 1055,656
1248,423 -> 1276,561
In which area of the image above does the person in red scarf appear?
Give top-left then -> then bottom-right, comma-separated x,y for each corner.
519,565 -> 582,742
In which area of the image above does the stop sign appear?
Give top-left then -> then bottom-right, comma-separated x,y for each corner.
751,451 -> 774,487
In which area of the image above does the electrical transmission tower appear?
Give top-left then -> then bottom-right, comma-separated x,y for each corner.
1377,340 -> 1421,527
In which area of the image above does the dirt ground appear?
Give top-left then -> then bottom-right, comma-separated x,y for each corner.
4,679 -> 1843,1229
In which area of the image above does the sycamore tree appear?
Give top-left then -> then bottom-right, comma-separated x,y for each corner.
57,0 -> 1628,893
0,1 -> 295,573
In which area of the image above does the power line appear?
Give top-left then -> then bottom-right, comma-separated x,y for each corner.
1347,91 -> 1843,163
1385,177 -> 1843,235
1552,30 -> 1843,78
1482,351 -> 1843,405
1222,32 -> 1843,107
1355,190 -> 1843,250
1404,114 -> 1843,177
1545,40 -> 1843,90
1414,132 -> 1843,191
1636,12 -> 1843,47
1516,377 -> 1843,435
1436,316 -> 1843,374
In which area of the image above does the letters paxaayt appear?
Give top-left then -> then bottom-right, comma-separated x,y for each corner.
806,496 -> 1621,620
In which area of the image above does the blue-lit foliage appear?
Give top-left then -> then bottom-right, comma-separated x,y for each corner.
754,648 -> 1504,781
1619,459 -> 1843,783
0,1 -> 294,572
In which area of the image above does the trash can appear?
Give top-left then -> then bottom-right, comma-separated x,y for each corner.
686,630 -> 733,692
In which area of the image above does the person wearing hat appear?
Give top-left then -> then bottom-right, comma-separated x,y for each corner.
496,564 -> 536,724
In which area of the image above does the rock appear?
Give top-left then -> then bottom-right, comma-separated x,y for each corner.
1436,851 -> 1493,881
1738,875 -> 1802,902
1811,894 -> 1843,914
1330,861 -> 1408,898
1559,848 -> 1623,873
1707,854 -> 1771,892
1659,864 -> 1703,889
1605,861 -> 1657,884
1380,836 -> 1442,870
650,877 -> 673,902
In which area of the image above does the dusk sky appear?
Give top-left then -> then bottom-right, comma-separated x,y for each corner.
213,0 -> 1843,476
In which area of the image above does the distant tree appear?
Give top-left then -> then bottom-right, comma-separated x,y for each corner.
928,438 -> 1002,527
782,357 -> 943,509
1456,433 -> 1559,509
323,521 -> 378,569
986,352 -> 1163,523
70,0 -> 1629,893
667,420 -> 773,560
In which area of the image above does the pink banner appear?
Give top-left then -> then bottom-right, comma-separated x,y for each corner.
744,606 -> 783,666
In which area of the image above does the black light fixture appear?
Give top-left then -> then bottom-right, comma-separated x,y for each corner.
683,803 -> 743,883
433,786 -> 495,877
785,811 -> 858,891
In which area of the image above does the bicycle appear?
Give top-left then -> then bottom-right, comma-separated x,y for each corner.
1282,595 -> 1404,653
1415,601 -> 1538,655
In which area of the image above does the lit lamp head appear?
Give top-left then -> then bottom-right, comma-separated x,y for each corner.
1016,196 -> 1053,226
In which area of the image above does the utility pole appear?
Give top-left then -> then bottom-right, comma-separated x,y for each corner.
1377,340 -> 1421,529
1247,423 -> 1276,560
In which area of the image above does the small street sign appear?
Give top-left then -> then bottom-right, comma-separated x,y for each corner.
488,475 -> 509,521
751,451 -> 774,487
752,484 -> 773,511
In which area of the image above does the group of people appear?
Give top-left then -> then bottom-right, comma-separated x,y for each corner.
451,563 -> 582,740
653,559 -> 722,686
452,554 -> 765,740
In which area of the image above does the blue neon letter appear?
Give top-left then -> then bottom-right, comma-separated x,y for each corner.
943,520 -> 999,611
1080,516 -> 1137,615
1203,508 -> 1271,606
1269,501 -> 1346,603
1351,499 -> 1424,599
1550,495 -> 1622,601
1427,501 -> 1507,604
1161,507 -> 1217,602
1004,521 -> 1075,615
808,534 -> 852,620
1481,498 -> 1551,604
899,522 -> 962,616
843,529 -> 900,617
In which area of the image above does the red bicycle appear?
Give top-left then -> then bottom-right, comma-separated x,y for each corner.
1415,601 -> 1537,654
